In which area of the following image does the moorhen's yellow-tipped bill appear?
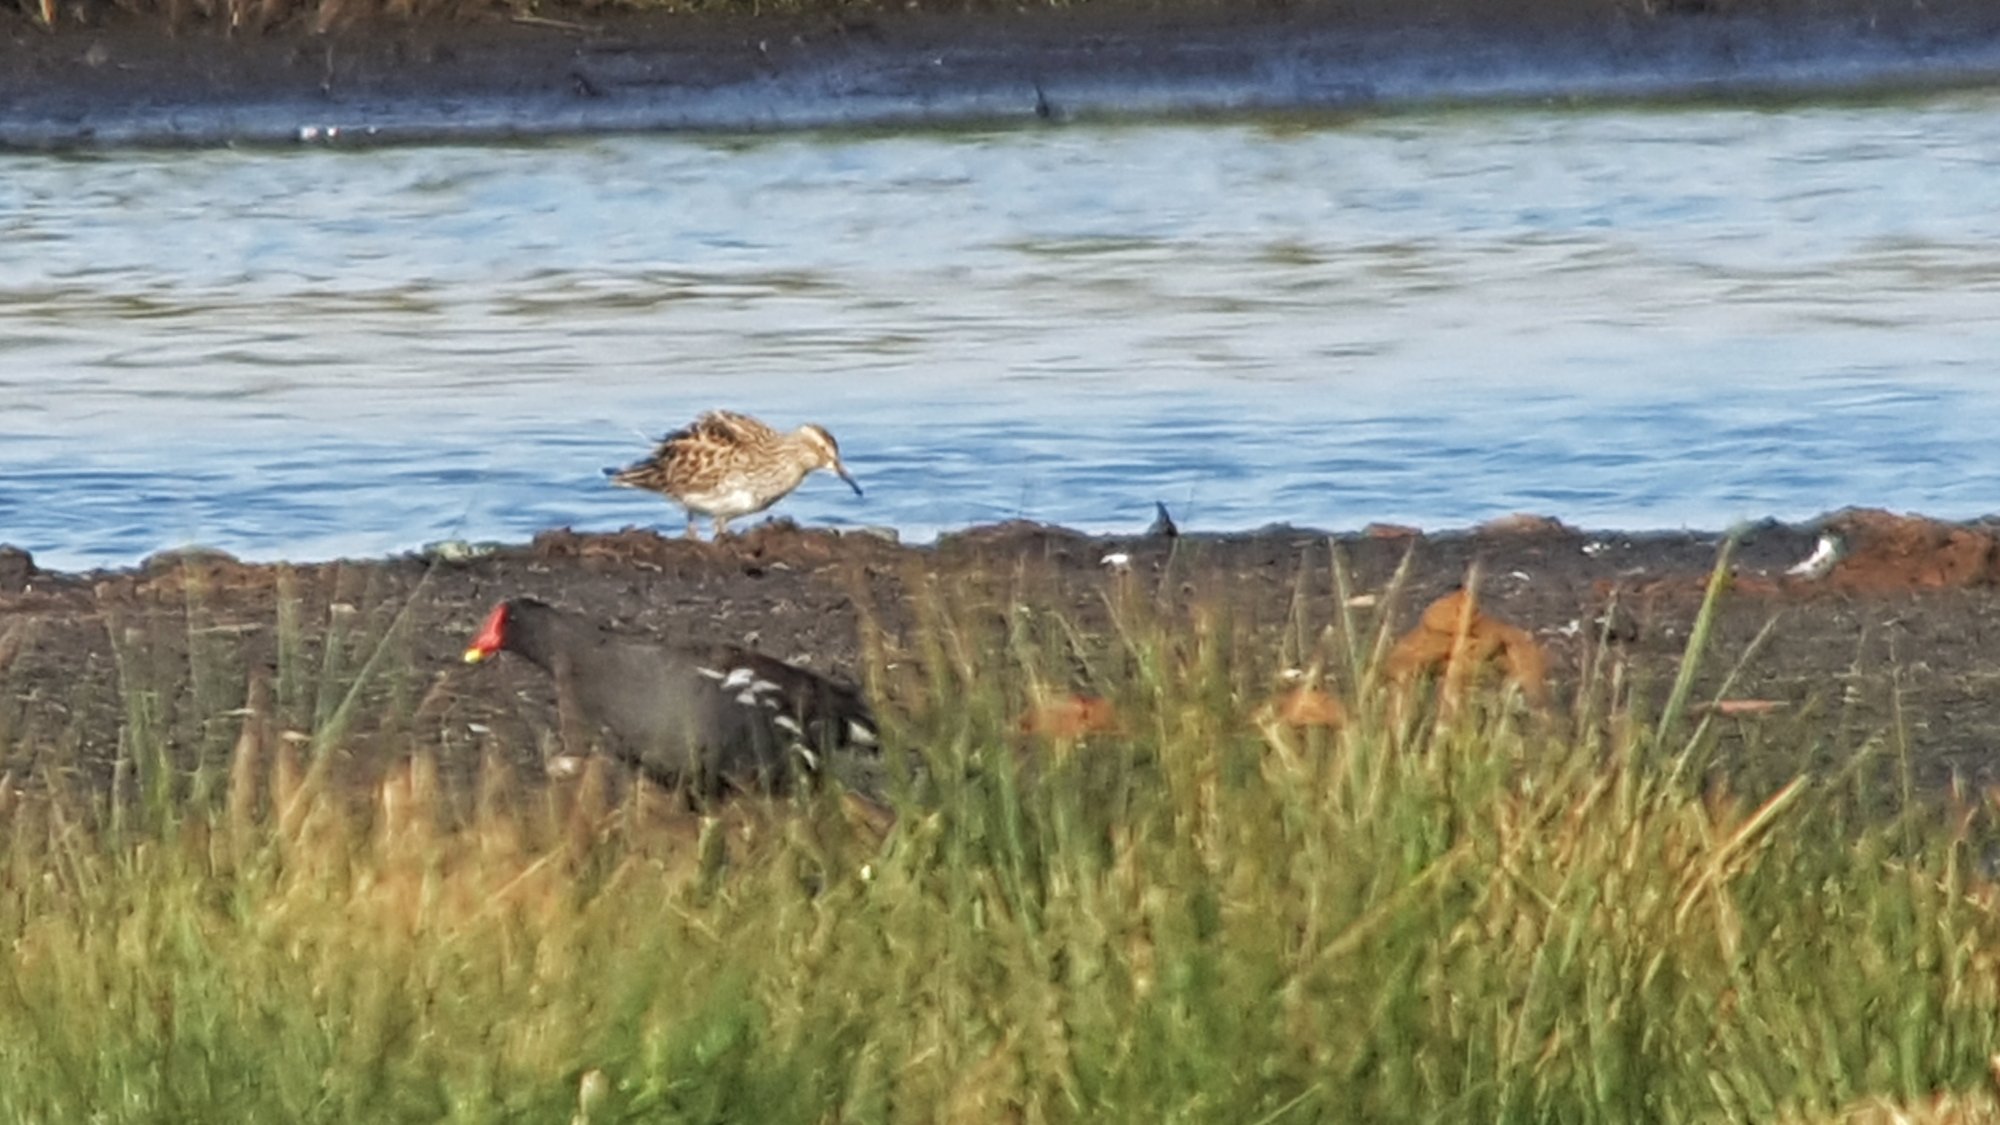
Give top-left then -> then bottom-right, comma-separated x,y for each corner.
463,602 -> 509,663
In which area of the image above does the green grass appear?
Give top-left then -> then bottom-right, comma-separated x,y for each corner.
4,555 -> 2000,1124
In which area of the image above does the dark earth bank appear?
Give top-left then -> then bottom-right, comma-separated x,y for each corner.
5,0 -> 2000,148
3,508 -> 2000,806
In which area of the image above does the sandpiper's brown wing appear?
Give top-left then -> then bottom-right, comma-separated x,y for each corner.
608,411 -> 773,491
693,410 -> 780,448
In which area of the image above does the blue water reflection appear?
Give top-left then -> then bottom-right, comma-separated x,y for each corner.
3,96 -> 1999,569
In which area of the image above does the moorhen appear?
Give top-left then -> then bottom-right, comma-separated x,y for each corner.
462,596 -> 880,796
604,410 -> 863,540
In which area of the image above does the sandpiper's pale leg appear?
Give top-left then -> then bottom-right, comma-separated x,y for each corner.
684,515 -> 701,541
713,516 -> 732,539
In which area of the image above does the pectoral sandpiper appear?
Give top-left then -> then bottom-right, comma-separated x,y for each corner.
605,410 -> 862,540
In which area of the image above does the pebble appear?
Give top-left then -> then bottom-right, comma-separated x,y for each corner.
421,539 -> 504,563
139,545 -> 239,574
0,545 -> 33,594
840,526 -> 901,544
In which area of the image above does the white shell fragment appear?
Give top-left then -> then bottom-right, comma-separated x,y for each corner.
1786,533 -> 1844,580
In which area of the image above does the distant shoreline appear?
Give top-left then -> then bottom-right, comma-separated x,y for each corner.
4,0 -> 2000,149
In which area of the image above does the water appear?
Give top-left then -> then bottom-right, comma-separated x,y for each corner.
5,95 -> 2000,571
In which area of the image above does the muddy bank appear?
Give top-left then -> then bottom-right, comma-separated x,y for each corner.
5,1 -> 2000,148
3,509 -> 1999,801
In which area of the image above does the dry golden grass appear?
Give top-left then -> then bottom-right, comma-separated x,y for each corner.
6,546 -> 2000,1121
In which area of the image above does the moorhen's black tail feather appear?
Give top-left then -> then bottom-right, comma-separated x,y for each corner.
690,643 -> 881,762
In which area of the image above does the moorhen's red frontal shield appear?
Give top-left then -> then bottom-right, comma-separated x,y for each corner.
462,602 -> 510,663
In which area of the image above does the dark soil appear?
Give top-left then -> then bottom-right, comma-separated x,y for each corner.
6,0 -> 2000,147
5,509 -> 2000,803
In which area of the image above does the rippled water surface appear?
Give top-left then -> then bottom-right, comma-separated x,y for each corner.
6,96 -> 2000,569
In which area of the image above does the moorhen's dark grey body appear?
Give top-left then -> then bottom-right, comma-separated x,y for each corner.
463,597 -> 879,797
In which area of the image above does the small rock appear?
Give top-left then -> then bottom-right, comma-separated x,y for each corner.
840,526 -> 901,544
1593,603 -> 1641,644
1268,685 -> 1347,729
140,545 -> 239,574
1018,694 -> 1119,738
1695,699 -> 1789,717
1386,589 -> 1550,709
421,539 -> 503,563
1811,509 -> 1993,591
1477,513 -> 1573,536
1784,532 -> 1845,579
0,545 -> 33,594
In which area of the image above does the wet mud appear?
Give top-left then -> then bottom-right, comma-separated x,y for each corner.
3,509 -> 1999,803
5,0 -> 2000,148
